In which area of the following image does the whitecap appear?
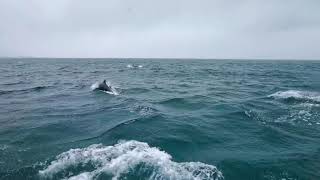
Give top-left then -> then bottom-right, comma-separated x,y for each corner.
0,144 -> 9,151
39,140 -> 223,180
267,90 -> 320,125
126,64 -> 143,69
268,90 -> 320,102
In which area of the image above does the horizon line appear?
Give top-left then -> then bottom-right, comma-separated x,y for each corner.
0,56 -> 319,61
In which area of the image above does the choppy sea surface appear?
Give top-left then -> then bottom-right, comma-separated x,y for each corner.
0,58 -> 320,180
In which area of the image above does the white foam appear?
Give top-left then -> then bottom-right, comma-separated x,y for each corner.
129,103 -> 156,116
102,85 -> 119,96
268,90 -> 320,102
90,82 -> 99,91
300,103 -> 320,108
0,144 -> 9,151
127,64 -> 143,69
274,103 -> 320,125
39,140 -> 223,180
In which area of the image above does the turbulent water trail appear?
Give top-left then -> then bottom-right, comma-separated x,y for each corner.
39,140 -> 223,180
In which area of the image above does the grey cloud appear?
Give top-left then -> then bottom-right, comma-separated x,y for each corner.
0,0 -> 319,59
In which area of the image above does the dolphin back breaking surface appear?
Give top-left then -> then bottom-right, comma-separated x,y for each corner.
91,81 -> 119,95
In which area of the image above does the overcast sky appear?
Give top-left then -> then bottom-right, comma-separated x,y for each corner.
0,0 -> 319,59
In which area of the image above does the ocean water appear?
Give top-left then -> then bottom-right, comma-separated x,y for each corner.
0,58 -> 320,180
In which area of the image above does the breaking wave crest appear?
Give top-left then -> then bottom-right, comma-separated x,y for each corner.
268,90 -> 320,103
255,90 -> 320,126
127,64 -> 143,69
39,140 -> 223,180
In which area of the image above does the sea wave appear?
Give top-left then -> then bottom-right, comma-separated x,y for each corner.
0,81 -> 26,86
0,86 -> 50,95
247,90 -> 320,125
268,90 -> 320,103
39,140 -> 223,180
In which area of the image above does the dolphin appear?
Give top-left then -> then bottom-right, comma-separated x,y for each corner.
97,80 -> 113,92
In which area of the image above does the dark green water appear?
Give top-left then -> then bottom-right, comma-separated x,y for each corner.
0,58 -> 320,180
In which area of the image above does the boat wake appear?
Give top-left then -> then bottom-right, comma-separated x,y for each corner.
39,140 -> 223,180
